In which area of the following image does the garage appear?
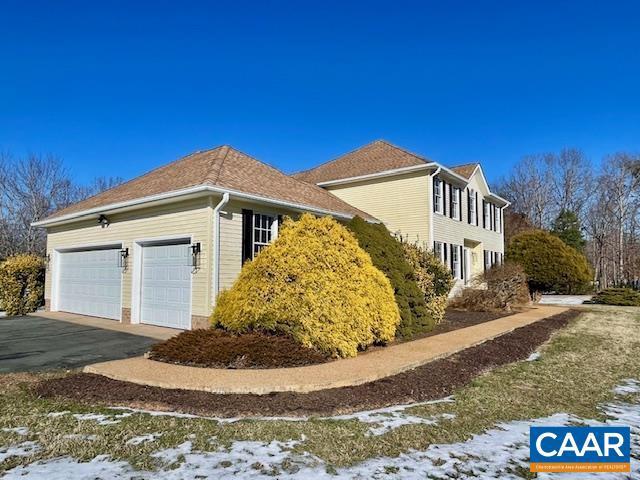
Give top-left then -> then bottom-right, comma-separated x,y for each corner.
140,241 -> 192,329
57,247 -> 123,320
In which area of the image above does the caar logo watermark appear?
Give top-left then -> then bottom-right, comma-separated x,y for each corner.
530,426 -> 631,473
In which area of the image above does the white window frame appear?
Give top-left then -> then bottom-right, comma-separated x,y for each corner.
433,178 -> 444,214
469,188 -> 476,225
451,244 -> 461,279
496,207 -> 501,233
252,212 -> 278,258
452,187 -> 460,220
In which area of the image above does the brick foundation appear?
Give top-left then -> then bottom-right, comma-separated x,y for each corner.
191,315 -> 209,329
121,308 -> 131,324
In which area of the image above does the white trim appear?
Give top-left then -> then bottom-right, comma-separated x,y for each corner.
51,241 -> 125,321
32,185 -> 374,228
132,234 -> 194,329
316,163 -> 437,187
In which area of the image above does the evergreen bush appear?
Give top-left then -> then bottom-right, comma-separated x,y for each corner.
345,217 -> 435,338
0,254 -> 45,316
211,214 -> 400,358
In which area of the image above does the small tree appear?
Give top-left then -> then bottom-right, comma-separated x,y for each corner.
0,254 -> 45,316
551,209 -> 586,252
507,230 -> 592,294
345,217 -> 434,339
212,214 -> 400,358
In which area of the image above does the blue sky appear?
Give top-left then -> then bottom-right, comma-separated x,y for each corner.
1,1 -> 638,185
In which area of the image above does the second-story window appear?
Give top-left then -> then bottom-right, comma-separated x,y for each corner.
468,188 -> 476,225
452,187 -> 460,220
433,178 -> 443,214
484,201 -> 491,230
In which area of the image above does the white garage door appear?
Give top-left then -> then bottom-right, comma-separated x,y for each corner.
58,248 -> 122,320
141,242 -> 191,329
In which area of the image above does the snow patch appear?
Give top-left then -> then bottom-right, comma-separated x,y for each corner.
0,441 -> 39,463
2,427 -> 29,436
71,412 -> 133,425
126,433 -> 162,446
526,351 -> 541,362
614,379 -> 640,396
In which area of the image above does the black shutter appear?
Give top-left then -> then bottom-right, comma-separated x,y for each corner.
450,244 -> 454,272
460,246 -> 465,280
443,242 -> 448,262
442,181 -> 447,216
241,209 -> 253,263
467,190 -> 471,224
277,214 -> 283,228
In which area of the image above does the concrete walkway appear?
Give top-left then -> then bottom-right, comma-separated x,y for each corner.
84,305 -> 569,395
32,311 -> 180,341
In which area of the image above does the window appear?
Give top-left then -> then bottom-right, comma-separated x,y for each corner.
452,187 -> 460,220
433,241 -> 444,264
252,213 -> 277,258
469,188 -> 476,225
496,207 -> 501,233
433,177 -> 443,214
484,201 -> 491,230
451,244 -> 461,279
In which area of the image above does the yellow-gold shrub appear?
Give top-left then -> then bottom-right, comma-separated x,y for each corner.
0,254 -> 45,316
211,214 -> 400,357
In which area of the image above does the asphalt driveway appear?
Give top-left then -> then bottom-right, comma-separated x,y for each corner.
0,315 -> 159,373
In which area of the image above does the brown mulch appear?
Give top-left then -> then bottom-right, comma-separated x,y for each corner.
34,310 -> 580,418
148,329 -> 330,369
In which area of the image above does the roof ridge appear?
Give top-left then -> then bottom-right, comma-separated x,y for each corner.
450,161 -> 480,168
202,145 -> 230,185
291,139 -> 387,177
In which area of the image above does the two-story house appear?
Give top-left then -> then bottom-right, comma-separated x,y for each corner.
294,140 -> 509,292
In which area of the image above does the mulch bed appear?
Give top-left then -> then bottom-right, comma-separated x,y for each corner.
148,330 -> 330,369
34,310 -> 580,418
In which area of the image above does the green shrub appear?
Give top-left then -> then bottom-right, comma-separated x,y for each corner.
0,254 -> 45,316
507,230 -> 592,294
345,217 -> 434,339
400,241 -> 454,324
450,262 -> 530,312
588,288 -> 640,306
212,214 -> 400,358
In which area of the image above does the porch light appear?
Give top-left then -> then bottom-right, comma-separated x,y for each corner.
119,248 -> 129,269
190,242 -> 201,268
43,254 -> 50,269
98,214 -> 110,228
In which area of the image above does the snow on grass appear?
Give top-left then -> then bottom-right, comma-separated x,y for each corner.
525,351 -> 541,362
126,433 -> 162,446
330,399 -> 456,436
69,412 -> 133,425
3,387 -> 638,479
1,427 -> 28,436
614,379 -> 640,396
0,441 -> 39,464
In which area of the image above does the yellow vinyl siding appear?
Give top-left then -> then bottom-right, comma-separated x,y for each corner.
45,197 -> 213,317
326,171 -> 432,248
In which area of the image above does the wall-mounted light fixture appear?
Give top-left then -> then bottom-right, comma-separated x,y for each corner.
43,254 -> 51,269
119,248 -> 129,269
190,242 -> 201,269
98,214 -> 110,228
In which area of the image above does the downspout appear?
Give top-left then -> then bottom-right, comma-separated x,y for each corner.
212,192 -> 230,307
428,167 -> 442,249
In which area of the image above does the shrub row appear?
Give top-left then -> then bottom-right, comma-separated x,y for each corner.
587,288 -> 640,306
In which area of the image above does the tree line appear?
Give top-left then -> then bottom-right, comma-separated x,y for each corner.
497,149 -> 640,289
0,153 -> 122,259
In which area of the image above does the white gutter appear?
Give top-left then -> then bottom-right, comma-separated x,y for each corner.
212,192 -> 229,306
428,167 -> 442,247
31,185 -> 368,228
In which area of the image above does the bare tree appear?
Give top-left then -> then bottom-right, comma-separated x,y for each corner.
0,153 -> 124,258
547,148 -> 593,218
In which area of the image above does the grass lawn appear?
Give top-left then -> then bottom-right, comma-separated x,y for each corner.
1,306 -> 639,478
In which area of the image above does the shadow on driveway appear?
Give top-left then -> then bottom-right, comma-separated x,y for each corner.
0,315 -> 158,373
